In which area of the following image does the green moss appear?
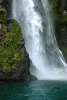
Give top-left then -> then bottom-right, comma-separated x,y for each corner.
0,19 -> 23,72
10,19 -> 22,41
0,7 -> 7,23
60,15 -> 67,23
52,0 -> 58,8
2,25 -> 7,33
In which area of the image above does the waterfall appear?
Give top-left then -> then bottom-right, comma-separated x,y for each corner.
12,0 -> 67,80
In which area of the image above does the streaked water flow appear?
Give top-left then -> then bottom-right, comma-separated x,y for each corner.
13,0 -> 67,80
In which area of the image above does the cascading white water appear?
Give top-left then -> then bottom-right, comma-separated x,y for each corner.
13,0 -> 67,80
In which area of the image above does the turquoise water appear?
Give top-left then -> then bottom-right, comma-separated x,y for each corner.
0,80 -> 67,100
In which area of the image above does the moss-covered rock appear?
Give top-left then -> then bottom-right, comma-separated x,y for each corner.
0,19 -> 22,71
49,0 -> 67,61
0,2 -> 37,82
0,6 -> 7,23
0,4 -> 30,81
1,0 -> 12,17
0,18 -> 33,81
60,15 -> 67,23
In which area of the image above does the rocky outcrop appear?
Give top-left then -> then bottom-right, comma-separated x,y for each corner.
49,0 -> 67,61
0,5 -> 37,82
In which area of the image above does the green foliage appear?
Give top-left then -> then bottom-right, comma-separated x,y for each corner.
10,19 -> 22,41
0,19 -> 23,72
0,7 -> 7,23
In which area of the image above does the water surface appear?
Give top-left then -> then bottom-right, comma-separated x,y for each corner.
0,80 -> 67,100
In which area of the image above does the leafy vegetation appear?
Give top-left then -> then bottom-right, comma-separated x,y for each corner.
0,7 -> 7,23
0,7 -> 23,72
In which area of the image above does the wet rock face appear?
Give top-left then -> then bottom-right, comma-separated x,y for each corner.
49,0 -> 67,61
60,27 -> 67,45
